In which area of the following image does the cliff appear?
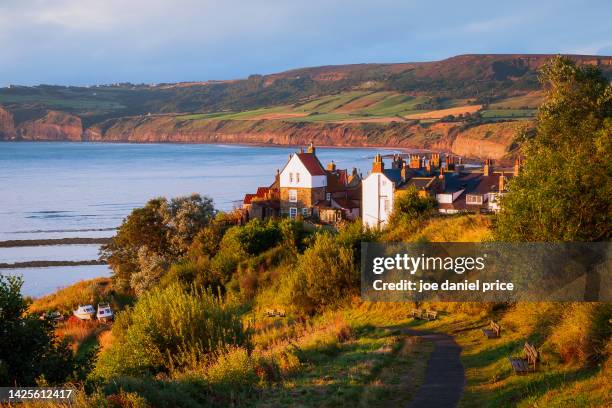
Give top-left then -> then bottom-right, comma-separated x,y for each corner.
84,115 -> 524,160
0,106 -> 16,139
15,110 -> 83,141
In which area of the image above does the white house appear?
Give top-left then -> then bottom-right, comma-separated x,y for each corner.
362,154 -> 403,229
278,143 -> 327,218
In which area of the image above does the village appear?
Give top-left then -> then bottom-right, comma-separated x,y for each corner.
240,143 -> 521,228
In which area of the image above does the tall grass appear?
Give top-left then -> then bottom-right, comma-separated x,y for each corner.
93,283 -> 249,379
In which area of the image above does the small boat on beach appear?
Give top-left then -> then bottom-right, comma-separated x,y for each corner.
73,304 -> 96,320
96,303 -> 114,322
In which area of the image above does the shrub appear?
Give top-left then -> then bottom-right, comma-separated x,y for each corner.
548,303 -> 612,366
94,283 -> 249,379
205,347 -> 258,391
289,232 -> 358,314
0,275 -> 76,386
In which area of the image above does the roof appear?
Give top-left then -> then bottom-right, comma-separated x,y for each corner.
296,152 -> 326,176
333,198 -> 360,209
383,168 -> 403,185
243,194 -> 256,205
402,177 -> 436,190
326,171 -> 347,193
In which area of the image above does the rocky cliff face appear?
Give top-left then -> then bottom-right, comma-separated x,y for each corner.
2,106 -> 520,160
16,110 -> 83,141
83,115 -> 521,160
0,106 -> 16,140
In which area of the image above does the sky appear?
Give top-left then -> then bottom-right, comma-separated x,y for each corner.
1,0 -> 611,86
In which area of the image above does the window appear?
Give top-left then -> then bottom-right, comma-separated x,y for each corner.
296,172 -> 300,183
384,199 -> 390,212
289,172 -> 293,183
288,189 -> 297,202
466,195 -> 483,205
326,192 -> 331,201
302,207 -> 309,216
289,207 -> 297,219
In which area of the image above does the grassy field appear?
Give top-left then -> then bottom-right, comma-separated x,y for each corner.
172,90 -> 537,125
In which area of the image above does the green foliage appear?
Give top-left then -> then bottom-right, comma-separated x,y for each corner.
101,194 -> 214,292
94,283 -> 249,379
496,56 -> 612,241
386,185 -> 437,239
0,275 -> 76,386
288,232 -> 358,314
205,347 -> 258,391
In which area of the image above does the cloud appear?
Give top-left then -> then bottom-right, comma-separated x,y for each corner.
0,0 -> 610,85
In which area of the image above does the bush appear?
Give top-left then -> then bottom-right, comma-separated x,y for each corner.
205,347 -> 258,391
288,232 -> 358,314
0,275 -> 77,386
548,303 -> 612,366
94,283 -> 249,379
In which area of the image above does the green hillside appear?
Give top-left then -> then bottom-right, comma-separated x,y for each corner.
1,54 -> 609,127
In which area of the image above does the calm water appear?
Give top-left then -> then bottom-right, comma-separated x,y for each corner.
0,141 -> 399,296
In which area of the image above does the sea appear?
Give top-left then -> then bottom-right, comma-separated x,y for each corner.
0,141 -> 401,297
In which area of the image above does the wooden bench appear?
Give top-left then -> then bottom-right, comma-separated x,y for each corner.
264,308 -> 286,318
424,310 -> 438,321
410,309 -> 424,319
482,320 -> 501,339
509,342 -> 539,374
411,309 -> 438,320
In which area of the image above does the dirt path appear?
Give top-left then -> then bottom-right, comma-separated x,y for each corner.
404,329 -> 465,408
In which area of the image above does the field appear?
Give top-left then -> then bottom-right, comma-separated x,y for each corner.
173,91 -> 532,125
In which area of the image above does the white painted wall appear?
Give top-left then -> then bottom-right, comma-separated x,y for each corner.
279,155 -> 327,188
362,173 -> 394,229
436,189 -> 464,204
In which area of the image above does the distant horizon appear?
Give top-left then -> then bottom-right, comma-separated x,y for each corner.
1,0 -> 611,87
3,52 -> 612,88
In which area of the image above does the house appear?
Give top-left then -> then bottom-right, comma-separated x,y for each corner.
362,152 -> 516,228
278,143 -> 328,219
436,159 -> 519,214
315,162 -> 362,223
362,153 -> 441,228
242,173 -> 280,222
242,143 -> 362,224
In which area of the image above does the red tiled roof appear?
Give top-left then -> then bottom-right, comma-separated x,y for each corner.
256,187 -> 270,196
243,194 -> 256,205
296,153 -> 326,176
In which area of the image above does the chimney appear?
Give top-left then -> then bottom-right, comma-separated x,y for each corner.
352,167 -> 358,177
514,157 -> 521,176
392,154 -> 404,169
426,159 -> 431,173
447,154 -> 455,171
483,159 -> 492,176
431,153 -> 440,168
327,161 -> 336,171
401,162 -> 409,182
307,142 -> 315,154
372,154 -> 384,173
499,172 -> 505,191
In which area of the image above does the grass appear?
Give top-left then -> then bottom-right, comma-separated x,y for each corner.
256,305 -> 432,408
28,277 -> 133,316
396,303 -> 611,408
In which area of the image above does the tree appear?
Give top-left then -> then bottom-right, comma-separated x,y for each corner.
496,56 -> 611,242
101,194 -> 215,293
289,232 -> 358,314
0,275 -> 75,386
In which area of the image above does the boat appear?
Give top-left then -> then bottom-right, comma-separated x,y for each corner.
73,305 -> 96,320
96,303 -> 114,322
